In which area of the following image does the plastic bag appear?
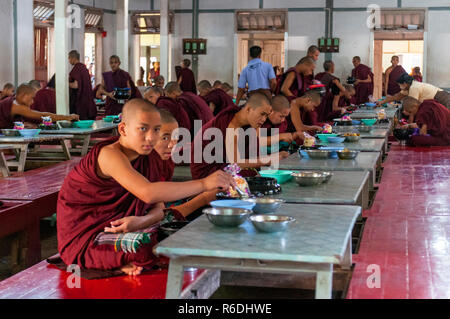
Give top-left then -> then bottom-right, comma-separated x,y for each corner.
322,124 -> 333,134
223,164 -> 251,198
377,109 -> 386,120
303,133 -> 316,147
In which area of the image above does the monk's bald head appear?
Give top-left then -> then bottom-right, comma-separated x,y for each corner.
197,80 -> 212,96
402,97 -> 420,112
165,82 -> 182,99
122,98 -> 160,124
296,57 -> 316,76
144,86 -> 163,104
271,95 -> 290,113
159,109 -> 178,125
297,56 -> 315,67
16,84 -> 36,107
246,93 -> 271,110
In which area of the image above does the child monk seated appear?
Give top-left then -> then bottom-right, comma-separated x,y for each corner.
198,80 -> 235,116
57,99 -> 234,276
0,84 -> 79,129
401,97 -> 450,146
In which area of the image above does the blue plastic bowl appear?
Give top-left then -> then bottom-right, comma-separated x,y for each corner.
19,129 -> 41,137
352,120 -> 361,125
260,170 -> 293,184
327,136 -> 346,144
365,102 -> 376,108
316,133 -> 339,142
361,119 -> 377,126
210,200 -> 256,210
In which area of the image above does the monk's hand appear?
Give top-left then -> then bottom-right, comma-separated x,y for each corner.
202,170 -> 236,192
277,151 -> 290,161
408,123 -> 418,129
354,80 -> 360,86
293,131 -> 305,140
279,133 -> 294,144
68,114 -> 80,121
312,126 -> 323,132
104,216 -> 145,234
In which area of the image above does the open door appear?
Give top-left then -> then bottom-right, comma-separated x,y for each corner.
34,27 -> 48,86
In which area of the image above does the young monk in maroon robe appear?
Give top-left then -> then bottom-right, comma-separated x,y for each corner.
144,86 -> 164,105
178,59 -> 197,94
190,93 -> 289,180
304,45 -> 320,88
221,82 -> 234,98
0,84 -> 78,129
68,50 -> 97,120
57,99 -> 234,276
278,57 -> 315,102
412,67 -> 423,82
400,97 -> 450,146
198,80 -> 235,116
0,83 -> 15,101
31,75 -> 56,114
155,83 -> 191,133
385,56 -> 406,96
98,55 -> 142,115
351,56 -> 374,104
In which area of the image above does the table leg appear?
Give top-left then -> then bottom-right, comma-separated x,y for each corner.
315,263 -> 333,299
0,151 -> 10,177
60,139 -> 72,160
165,258 -> 185,299
17,144 -> 28,173
80,135 -> 91,157
342,237 -> 352,270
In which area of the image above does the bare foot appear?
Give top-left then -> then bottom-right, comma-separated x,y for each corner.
120,263 -> 144,276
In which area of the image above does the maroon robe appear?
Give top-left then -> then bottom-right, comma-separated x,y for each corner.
103,69 -> 142,115
352,64 -> 374,104
409,100 -> 450,146
179,68 -> 197,94
413,75 -> 423,82
276,67 -> 307,102
31,88 -> 56,114
150,155 -> 175,182
203,88 -> 235,116
260,118 -> 288,135
57,137 -> 161,270
178,92 -> 214,134
0,97 -> 17,129
387,65 -> 406,96
190,106 -> 258,180
155,96 -> 191,133
69,63 -> 97,120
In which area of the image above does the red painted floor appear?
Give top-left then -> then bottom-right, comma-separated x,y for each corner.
347,144 -> 450,299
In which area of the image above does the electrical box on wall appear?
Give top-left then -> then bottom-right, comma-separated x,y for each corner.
318,38 -> 340,53
183,39 -> 207,55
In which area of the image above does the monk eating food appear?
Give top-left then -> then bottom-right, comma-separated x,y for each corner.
286,90 -> 323,136
198,80 -> 235,116
351,56 -> 374,104
144,86 -> 164,105
190,93 -> 289,179
400,97 -> 450,146
0,84 -> 78,129
98,55 -> 142,115
68,50 -> 97,120
385,56 -> 406,96
221,82 -> 234,98
0,83 -> 15,101
31,75 -> 56,114
57,99 -> 234,276
278,57 -> 316,102
331,84 -> 355,117
178,59 -> 197,94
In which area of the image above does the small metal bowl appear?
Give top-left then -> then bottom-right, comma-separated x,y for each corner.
337,150 -> 359,160
203,207 -> 252,227
244,198 -> 285,214
356,125 -> 372,133
1,129 -> 20,137
159,221 -> 190,238
344,135 -> 361,143
249,215 -> 296,233
57,121 -> 73,128
292,171 -> 333,186
304,150 -> 332,159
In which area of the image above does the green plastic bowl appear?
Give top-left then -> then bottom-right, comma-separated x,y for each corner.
260,170 -> 293,184
316,134 -> 339,142
73,120 -> 95,128
103,117 -> 114,122
361,119 -> 377,126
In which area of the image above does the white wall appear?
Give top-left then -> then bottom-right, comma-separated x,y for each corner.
0,0 -> 14,86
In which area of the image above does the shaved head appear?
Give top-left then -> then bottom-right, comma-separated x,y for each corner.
247,93 -> 271,110
69,50 -> 80,60
221,82 -> 233,92
122,98 -> 159,124
165,82 -> 182,95
402,96 -> 420,112
29,80 -> 41,90
16,84 -> 36,97
198,80 -> 212,91
343,84 -> 356,95
297,56 -> 315,66
3,83 -> 14,90
303,90 -> 321,104
159,109 -> 178,124
307,45 -> 320,55
271,95 -> 290,112
144,86 -> 163,104
213,80 -> 222,88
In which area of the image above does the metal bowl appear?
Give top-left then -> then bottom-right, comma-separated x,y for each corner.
292,171 -> 333,186
57,121 -> 73,129
159,221 -> 190,239
203,207 -> 252,227
355,125 -> 372,133
344,135 -> 361,143
337,150 -> 359,160
1,129 -> 20,137
243,198 -> 285,214
304,150 -> 332,159
249,215 -> 296,233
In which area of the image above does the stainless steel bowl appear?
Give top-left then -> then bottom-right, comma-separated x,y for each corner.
304,150 -> 332,159
249,215 -> 296,233
203,207 -> 252,227
57,121 -> 73,128
292,171 -> 333,186
356,125 -> 372,133
244,198 -> 285,214
337,150 -> 359,160
344,135 -> 361,143
1,129 -> 20,137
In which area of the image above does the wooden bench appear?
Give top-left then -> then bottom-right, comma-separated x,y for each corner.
0,258 -> 219,299
0,158 -> 81,269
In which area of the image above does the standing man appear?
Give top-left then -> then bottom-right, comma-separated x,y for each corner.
178,59 -> 197,94
305,45 -> 320,88
385,56 -> 406,96
235,46 -> 277,105
351,56 -> 374,104
68,50 -> 97,120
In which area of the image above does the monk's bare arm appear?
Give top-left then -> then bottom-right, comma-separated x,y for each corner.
177,76 -> 182,85
175,191 -> 217,217
69,81 -> 78,89
332,94 -> 341,111
379,92 -> 406,105
12,105 -> 79,122
281,73 -> 296,97
290,101 -> 307,132
98,146 -> 234,204
419,124 -> 428,135
270,78 -> 277,93
235,88 -> 246,105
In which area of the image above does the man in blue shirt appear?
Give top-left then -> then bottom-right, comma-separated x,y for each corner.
235,46 -> 277,105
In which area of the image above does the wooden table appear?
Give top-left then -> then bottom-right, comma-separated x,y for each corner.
0,134 -> 74,173
155,204 -> 360,299
0,145 -> 15,177
332,127 -> 390,152
40,121 -> 118,156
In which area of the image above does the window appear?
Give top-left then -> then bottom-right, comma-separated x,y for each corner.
131,12 -> 175,34
236,10 -> 287,33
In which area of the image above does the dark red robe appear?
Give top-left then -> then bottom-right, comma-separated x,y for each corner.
260,118 -> 288,135
413,75 -> 423,82
69,63 -> 97,120
31,88 -> 56,114
0,97 -> 17,129
178,92 -> 214,136
179,68 -> 197,94
409,100 -> 450,146
57,137 -> 161,270
102,69 -> 142,115
203,88 -> 235,116
150,155 -> 175,182
276,67 -> 307,102
352,64 -> 374,104
190,106 -> 258,180
387,65 -> 406,96
155,96 -> 192,133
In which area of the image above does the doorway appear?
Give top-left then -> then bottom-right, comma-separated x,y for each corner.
140,34 -> 161,86
84,33 -> 97,88
34,27 -> 49,87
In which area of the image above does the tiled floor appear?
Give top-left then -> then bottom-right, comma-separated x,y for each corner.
347,144 -> 450,299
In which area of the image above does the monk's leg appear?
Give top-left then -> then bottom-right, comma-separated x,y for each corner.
408,135 -> 449,147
